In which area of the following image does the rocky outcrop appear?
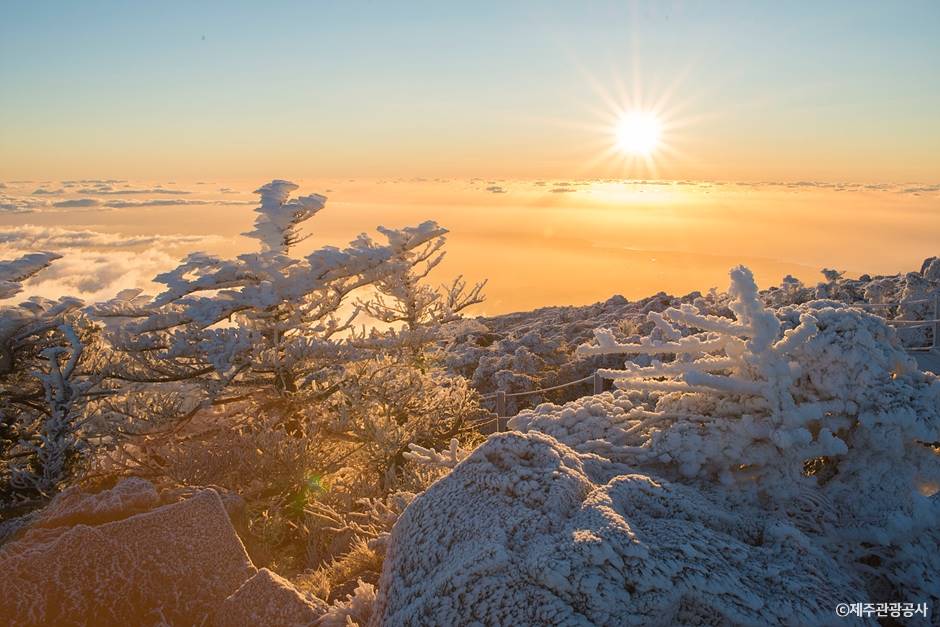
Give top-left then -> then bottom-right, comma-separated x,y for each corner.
373,432 -> 867,626
213,568 -> 326,627
0,477 -> 339,626
0,482 -> 257,626
0,488 -> 255,625
31,476 -> 159,530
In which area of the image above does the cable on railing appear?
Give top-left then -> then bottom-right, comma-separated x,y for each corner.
479,377 -> 589,400
480,373 -> 604,432
888,320 -> 940,327
480,374 -> 594,401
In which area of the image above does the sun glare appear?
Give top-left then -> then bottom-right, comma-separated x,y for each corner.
615,112 -> 661,156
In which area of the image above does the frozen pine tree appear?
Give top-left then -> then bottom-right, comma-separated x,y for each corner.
0,254 -> 102,507
357,225 -> 486,362
245,180 -> 326,254
96,181 -> 452,432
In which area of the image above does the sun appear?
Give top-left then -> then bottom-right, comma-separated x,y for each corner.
615,112 -> 661,156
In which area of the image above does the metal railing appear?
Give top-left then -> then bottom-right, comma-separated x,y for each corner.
478,294 -> 940,431
851,293 -> 940,352
480,372 -> 605,432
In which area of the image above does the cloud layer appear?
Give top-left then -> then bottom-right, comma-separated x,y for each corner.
0,226 -> 218,303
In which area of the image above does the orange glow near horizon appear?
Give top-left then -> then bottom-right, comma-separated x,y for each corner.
2,177 -> 938,316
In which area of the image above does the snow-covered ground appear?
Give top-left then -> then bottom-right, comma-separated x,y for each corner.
443,257 -> 940,410
377,265 -> 940,626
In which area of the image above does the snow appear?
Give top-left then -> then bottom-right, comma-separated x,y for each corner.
245,179 -> 326,254
375,265 -> 940,625
0,251 -> 61,299
441,258 -> 940,417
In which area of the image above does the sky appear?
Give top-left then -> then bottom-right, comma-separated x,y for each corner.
2,1 -> 939,182
1,2 -> 939,314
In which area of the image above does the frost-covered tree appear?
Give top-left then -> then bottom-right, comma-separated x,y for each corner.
97,180 -> 452,436
0,254 -> 103,508
360,246 -> 485,332
357,227 -> 486,363
78,181 -> 489,575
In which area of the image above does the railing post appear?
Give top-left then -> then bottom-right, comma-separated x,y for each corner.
495,390 -> 506,433
933,293 -> 939,350
593,370 -> 603,395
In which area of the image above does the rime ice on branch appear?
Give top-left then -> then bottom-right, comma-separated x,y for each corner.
0,252 -> 61,299
0,252 -> 94,504
85,179 -> 482,506
245,180 -> 326,254
563,265 -> 937,489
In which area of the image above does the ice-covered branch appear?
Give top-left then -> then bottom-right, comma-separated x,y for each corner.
403,439 -> 469,469
576,328 -> 729,357
0,251 -> 61,299
245,179 -> 326,254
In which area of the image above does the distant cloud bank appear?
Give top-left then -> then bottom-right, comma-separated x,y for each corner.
0,225 -> 218,302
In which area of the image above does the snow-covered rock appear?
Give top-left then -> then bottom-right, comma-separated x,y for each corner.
0,483 -> 256,626
213,567 -> 327,627
374,432 -> 866,626
375,266 -> 940,626
31,476 -> 159,530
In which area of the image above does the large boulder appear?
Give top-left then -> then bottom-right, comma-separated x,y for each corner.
213,567 -> 326,627
373,432 -> 865,626
31,476 -> 160,530
0,482 -> 257,626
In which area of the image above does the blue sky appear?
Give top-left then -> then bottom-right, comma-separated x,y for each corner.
2,1 -> 938,181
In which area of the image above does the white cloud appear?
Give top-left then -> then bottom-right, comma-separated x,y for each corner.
0,226 -> 219,303
0,225 -> 211,250
101,198 -> 254,208
5,248 -> 179,302
0,195 -> 50,213
61,179 -> 126,185
0,192 -> 254,213
897,184 -> 940,195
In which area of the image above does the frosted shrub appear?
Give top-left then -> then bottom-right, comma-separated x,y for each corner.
440,261 -> 940,415
319,357 -> 486,498
358,229 -> 485,362
520,266 -> 940,609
